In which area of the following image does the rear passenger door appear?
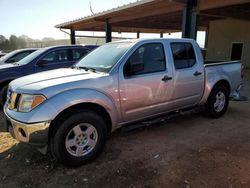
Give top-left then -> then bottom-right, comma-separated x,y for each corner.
170,42 -> 204,108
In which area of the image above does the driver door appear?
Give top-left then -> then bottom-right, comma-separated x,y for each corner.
119,42 -> 174,122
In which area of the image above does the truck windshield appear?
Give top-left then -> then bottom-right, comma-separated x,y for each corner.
75,42 -> 132,73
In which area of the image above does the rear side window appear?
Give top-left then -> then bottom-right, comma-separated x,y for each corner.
171,43 -> 196,69
124,43 -> 166,76
72,48 -> 89,60
42,49 -> 69,63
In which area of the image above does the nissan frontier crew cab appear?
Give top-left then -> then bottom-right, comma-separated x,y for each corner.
4,39 -> 243,166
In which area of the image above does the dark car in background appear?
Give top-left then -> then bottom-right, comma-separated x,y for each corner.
0,44 -> 98,105
0,48 -> 37,65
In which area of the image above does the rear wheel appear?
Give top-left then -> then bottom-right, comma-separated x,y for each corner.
204,85 -> 229,118
50,110 -> 107,166
0,85 -> 8,107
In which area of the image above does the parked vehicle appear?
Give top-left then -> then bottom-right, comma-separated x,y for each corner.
0,48 -> 37,65
0,45 -> 98,106
4,39 -> 243,166
0,52 -> 7,58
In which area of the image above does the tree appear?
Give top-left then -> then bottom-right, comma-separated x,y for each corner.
0,35 -> 28,50
9,35 -> 18,50
0,35 -> 6,43
16,37 -> 26,49
0,35 -> 7,50
0,35 -> 9,50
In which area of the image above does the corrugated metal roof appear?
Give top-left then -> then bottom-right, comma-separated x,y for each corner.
54,0 -> 250,33
55,0 -> 153,28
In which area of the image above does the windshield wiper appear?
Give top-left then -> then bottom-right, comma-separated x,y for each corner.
77,66 -> 96,72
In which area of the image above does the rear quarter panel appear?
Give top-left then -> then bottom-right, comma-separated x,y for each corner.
200,62 -> 242,105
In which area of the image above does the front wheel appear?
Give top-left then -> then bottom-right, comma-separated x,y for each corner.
50,110 -> 108,166
204,85 -> 229,118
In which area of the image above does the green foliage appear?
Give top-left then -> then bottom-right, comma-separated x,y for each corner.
0,35 -> 27,51
0,35 -> 57,51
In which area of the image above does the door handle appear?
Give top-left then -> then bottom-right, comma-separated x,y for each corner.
193,71 -> 202,76
162,75 -> 172,82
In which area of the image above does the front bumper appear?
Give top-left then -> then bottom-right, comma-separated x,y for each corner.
4,110 -> 50,147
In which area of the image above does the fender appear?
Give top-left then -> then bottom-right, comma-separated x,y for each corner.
199,71 -> 231,105
5,88 -> 120,130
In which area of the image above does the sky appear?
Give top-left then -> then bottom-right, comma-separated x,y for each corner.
0,0 -> 205,46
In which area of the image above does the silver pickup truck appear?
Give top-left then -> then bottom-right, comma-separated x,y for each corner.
4,39 -> 243,166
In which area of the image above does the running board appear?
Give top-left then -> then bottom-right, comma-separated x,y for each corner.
121,107 -> 203,133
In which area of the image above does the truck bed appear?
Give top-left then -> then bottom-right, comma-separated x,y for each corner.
204,60 -> 242,98
204,60 -> 240,66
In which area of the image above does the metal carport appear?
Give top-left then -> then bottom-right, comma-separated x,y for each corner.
55,0 -> 250,44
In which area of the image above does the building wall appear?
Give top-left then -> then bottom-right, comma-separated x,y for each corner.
206,19 -> 250,68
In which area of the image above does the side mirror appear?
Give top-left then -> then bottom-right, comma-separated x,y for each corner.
37,60 -> 47,67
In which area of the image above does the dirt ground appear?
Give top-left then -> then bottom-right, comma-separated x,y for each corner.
0,71 -> 250,188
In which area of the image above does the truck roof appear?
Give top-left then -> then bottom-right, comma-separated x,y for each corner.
108,38 -> 196,45
42,44 -> 84,50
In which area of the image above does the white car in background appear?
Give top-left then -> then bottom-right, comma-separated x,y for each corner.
0,48 -> 37,64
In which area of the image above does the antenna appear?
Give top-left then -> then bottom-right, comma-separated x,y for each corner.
89,1 -> 94,15
89,1 -> 95,37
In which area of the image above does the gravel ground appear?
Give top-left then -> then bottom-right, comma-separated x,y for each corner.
0,70 -> 249,188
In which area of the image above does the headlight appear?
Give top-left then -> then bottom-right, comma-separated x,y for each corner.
18,94 -> 46,112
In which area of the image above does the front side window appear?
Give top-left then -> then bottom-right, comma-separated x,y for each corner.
124,43 -> 166,77
41,49 -> 69,63
171,43 -> 196,69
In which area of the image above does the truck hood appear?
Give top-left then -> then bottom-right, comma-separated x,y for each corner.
10,68 -> 108,97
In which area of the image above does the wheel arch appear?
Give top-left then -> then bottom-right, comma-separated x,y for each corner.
203,79 -> 230,118
48,102 -> 113,140
212,80 -> 231,94
200,78 -> 231,105
206,79 -> 231,103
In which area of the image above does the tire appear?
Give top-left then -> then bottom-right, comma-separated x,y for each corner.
50,110 -> 108,166
0,85 -> 8,107
204,85 -> 229,118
